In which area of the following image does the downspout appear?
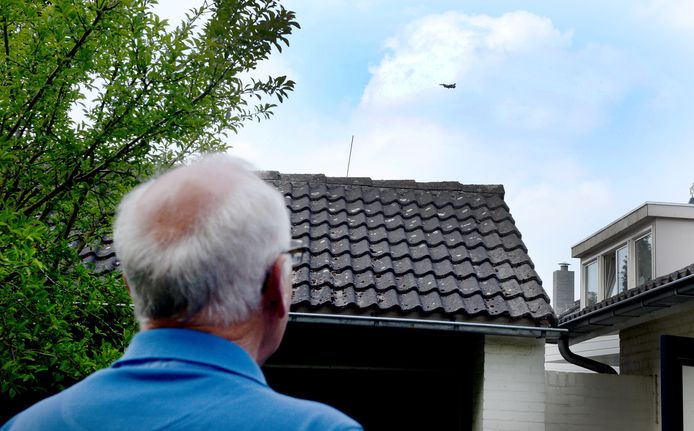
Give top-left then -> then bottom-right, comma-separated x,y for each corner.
558,333 -> 617,374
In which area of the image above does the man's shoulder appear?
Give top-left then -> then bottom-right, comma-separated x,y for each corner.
242,386 -> 362,431
2,350 -> 363,431
1,390 -> 73,431
3,387 -> 363,431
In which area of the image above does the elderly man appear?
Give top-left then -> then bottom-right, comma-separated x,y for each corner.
3,155 -> 362,430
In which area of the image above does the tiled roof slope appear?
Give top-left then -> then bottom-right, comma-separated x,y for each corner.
79,173 -> 554,324
261,172 -> 554,324
558,263 -> 694,326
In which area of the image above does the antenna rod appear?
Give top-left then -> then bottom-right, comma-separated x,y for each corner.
346,135 -> 354,177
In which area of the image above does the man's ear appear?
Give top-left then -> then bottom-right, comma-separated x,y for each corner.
261,256 -> 290,318
122,275 -> 133,296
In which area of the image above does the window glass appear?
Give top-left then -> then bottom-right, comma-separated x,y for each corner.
635,233 -> 652,286
616,245 -> 628,293
603,253 -> 616,298
603,245 -> 628,298
585,261 -> 598,306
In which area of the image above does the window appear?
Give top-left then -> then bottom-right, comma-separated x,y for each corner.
585,260 -> 598,307
582,229 -> 653,308
634,233 -> 652,286
604,245 -> 628,298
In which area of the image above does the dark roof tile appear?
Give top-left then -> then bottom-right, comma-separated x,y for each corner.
79,237 -> 119,274
453,261 -> 476,279
459,276 -> 481,295
499,279 -> 523,297
374,271 -> 398,291
429,243 -> 452,261
414,273 -> 439,293
435,274 -> 460,294
461,294 -> 486,315
432,259 -> 455,278
501,234 -> 525,251
479,278 -> 502,297
504,295 -> 531,318
475,261 -> 496,279
484,294 -> 509,315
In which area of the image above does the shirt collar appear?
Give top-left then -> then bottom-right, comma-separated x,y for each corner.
114,328 -> 267,386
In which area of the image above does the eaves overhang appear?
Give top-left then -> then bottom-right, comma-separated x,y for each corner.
571,202 -> 694,258
557,264 -> 694,342
289,312 -> 566,340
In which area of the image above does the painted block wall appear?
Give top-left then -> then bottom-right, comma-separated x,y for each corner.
545,334 -> 620,373
654,218 -> 694,277
473,336 -> 546,431
620,305 -> 694,376
545,371 -> 655,431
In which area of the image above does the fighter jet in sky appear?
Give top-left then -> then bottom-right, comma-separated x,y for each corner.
439,83 -> 456,89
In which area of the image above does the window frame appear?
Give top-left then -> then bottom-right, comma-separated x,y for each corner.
581,226 -> 654,308
582,258 -> 599,308
602,242 -> 628,299
632,231 -> 653,288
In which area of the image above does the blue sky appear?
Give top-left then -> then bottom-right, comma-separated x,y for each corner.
157,1 -> 694,302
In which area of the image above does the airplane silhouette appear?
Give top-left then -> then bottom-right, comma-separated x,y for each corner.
439,83 -> 456,89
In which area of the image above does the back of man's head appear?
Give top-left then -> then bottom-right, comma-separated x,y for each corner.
113,154 -> 291,328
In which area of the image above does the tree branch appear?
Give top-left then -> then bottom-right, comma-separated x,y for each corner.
62,191 -> 88,240
94,64 -> 121,125
2,15 -> 8,60
21,87 -> 145,216
5,6 -> 107,140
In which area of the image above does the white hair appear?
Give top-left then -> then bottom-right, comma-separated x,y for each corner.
113,154 -> 291,327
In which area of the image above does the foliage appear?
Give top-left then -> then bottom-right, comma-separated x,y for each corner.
0,209 -> 134,418
0,0 -> 298,419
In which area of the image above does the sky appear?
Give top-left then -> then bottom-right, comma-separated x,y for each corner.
155,0 -> 694,303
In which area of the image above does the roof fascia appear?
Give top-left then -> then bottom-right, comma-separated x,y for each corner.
557,272 -> 694,342
572,202 -> 694,258
289,312 -> 566,340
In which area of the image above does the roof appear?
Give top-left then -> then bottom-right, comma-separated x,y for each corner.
558,262 -> 694,339
262,172 -> 554,325
572,202 -> 694,258
80,237 -> 118,274
557,299 -> 580,320
80,172 -> 555,326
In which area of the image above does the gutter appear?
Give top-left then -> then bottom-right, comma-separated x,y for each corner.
289,312 -> 567,340
559,272 -> 694,330
290,312 -> 621,374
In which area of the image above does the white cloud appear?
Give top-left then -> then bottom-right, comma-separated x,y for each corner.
633,0 -> 694,34
360,10 -> 634,133
508,175 -> 614,301
228,109 -> 465,181
151,0 -> 206,28
361,11 -> 569,107
239,54 -> 300,90
339,117 -> 455,180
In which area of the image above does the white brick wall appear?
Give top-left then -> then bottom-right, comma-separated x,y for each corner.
545,371 -> 656,431
621,306 -> 694,376
474,336 -> 546,431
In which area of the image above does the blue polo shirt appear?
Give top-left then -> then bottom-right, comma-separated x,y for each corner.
3,328 -> 362,431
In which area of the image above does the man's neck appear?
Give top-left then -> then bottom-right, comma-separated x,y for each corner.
143,317 -> 263,363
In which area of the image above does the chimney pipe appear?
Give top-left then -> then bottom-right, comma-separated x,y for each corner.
553,262 -> 575,316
